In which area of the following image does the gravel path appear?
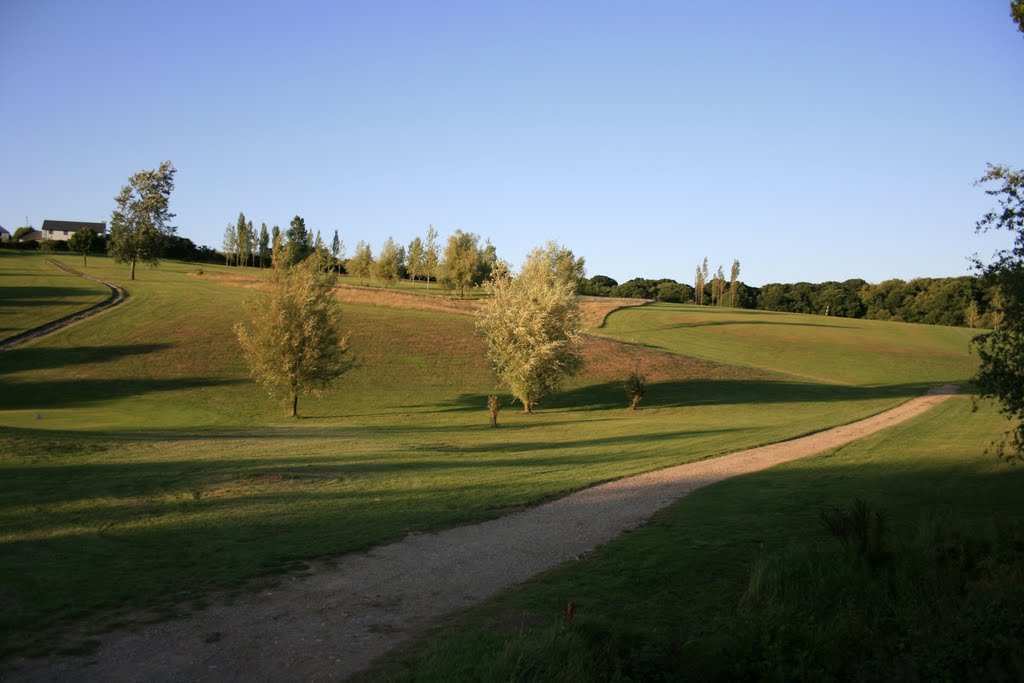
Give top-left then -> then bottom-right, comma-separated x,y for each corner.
0,260 -> 127,352
3,386 -> 958,682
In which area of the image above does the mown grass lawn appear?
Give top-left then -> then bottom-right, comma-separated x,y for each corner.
0,253 -> 987,656
599,302 -> 979,387
373,396 -> 1024,681
0,251 -> 111,341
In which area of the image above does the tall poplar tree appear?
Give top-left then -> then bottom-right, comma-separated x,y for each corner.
730,259 -> 741,307
258,223 -> 270,268
235,212 -> 250,268
285,215 -> 311,265
223,223 -> 236,265
407,236 -> 424,284
247,220 -> 255,266
701,257 -> 709,305
423,225 -> 439,290
271,225 -> 282,267
331,229 -> 343,272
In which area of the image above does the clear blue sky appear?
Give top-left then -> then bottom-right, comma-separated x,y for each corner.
2,0 -> 1022,286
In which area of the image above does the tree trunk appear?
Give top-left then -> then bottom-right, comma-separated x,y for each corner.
82,253 -> 87,268
130,256 -> 136,280
523,402 -> 532,414
291,393 -> 298,417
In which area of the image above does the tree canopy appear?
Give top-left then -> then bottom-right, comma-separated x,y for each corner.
234,260 -> 352,417
477,242 -> 585,413
67,227 -> 95,267
440,230 -> 482,298
285,215 -> 311,266
108,160 -> 176,280
972,164 -> 1024,457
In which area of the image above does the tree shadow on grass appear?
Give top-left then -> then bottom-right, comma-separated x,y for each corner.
0,377 -> 245,409
0,344 -> 173,375
613,319 -> 852,335
430,379 -> 945,414
0,285 -> 108,304
0,425 -> 744,510
4,453 -> 1022,656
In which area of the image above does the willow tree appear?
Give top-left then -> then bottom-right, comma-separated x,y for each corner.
478,242 -> 585,413
234,261 -> 352,417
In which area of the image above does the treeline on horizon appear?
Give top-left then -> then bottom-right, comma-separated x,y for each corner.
582,273 -> 1001,329
4,222 -> 999,330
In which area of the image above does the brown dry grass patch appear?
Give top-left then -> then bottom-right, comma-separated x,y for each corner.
332,283 -> 481,316
578,296 -> 649,328
580,335 -> 765,385
198,272 -> 647,327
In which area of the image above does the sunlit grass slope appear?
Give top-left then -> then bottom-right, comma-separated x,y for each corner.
0,254 -> 982,653
376,396 -> 1024,681
0,251 -> 111,341
600,303 -> 979,387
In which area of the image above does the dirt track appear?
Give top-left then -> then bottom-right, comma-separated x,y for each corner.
0,260 -> 127,352
3,386 -> 958,682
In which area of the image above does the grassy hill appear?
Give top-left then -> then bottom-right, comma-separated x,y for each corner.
599,302 -> 979,387
0,252 -> 111,341
0,253 -> 991,656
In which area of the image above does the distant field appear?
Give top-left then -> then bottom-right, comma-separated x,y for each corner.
600,303 -> 979,387
0,252 -> 111,341
0,253 -> 985,655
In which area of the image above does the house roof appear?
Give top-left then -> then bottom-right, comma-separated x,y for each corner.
0,226 -> 9,235
41,220 -> 106,234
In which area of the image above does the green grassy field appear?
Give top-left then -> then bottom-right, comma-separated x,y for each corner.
0,253 -> 995,659
600,303 -> 979,387
374,396 -> 1024,681
0,252 -> 111,341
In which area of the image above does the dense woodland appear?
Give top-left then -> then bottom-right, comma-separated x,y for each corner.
582,273 -> 1000,329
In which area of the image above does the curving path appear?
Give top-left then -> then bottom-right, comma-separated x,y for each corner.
4,387 -> 958,682
0,259 -> 128,352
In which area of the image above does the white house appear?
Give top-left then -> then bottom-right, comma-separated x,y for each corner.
41,220 -> 107,241
0,226 -> 10,242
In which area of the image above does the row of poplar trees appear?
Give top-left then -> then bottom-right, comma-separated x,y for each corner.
693,257 -> 742,307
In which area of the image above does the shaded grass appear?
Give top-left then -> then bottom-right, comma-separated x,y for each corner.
0,252 -> 110,341
371,397 -> 1024,681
